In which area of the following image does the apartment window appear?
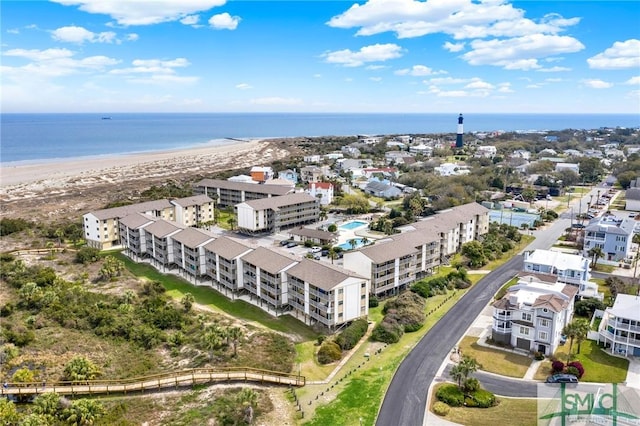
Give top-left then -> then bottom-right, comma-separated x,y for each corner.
539,319 -> 551,328
338,288 -> 344,295
519,327 -> 530,336
538,331 -> 548,341
521,312 -> 532,322
338,301 -> 343,306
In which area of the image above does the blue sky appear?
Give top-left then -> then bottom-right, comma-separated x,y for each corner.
1,0 -> 639,113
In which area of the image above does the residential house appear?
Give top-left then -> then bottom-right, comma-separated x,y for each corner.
250,166 -> 274,183
598,294 -> 640,357
523,249 -> 602,300
364,180 -> 402,199
475,145 -> 497,158
336,158 -> 373,171
300,165 -> 328,183
303,155 -> 322,163
307,182 -> 334,205
193,179 -> 293,208
324,152 -> 344,160
236,192 -> 320,234
228,175 -> 256,183
626,188 -> 640,212
510,150 -> 531,160
278,169 -> 299,184
170,194 -> 215,227
555,163 -> 580,174
564,149 -> 582,157
386,141 -> 407,150
287,259 -> 369,329
583,215 -> 635,262
492,275 -> 577,355
341,146 -> 361,158
434,162 -> 470,176
409,144 -> 433,156
358,136 -> 382,145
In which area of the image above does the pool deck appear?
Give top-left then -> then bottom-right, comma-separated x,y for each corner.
336,218 -> 385,246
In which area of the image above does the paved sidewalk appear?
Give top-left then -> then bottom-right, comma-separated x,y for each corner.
625,358 -> 640,389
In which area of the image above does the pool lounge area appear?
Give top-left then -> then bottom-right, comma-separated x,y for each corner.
336,238 -> 367,251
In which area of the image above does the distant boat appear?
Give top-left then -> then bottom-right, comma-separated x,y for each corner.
101,116 -> 112,120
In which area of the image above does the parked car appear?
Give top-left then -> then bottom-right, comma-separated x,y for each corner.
310,246 -> 322,253
545,374 -> 578,384
280,240 -> 291,246
286,242 -> 297,248
321,249 -> 329,256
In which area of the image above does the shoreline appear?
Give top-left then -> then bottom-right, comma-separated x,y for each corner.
0,139 -> 263,187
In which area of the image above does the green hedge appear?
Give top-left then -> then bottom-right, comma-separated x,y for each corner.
334,318 -> 368,351
436,384 -> 464,407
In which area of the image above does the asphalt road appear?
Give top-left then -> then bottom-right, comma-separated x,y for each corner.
441,364 -> 538,398
375,255 -> 524,426
376,187 -> 607,426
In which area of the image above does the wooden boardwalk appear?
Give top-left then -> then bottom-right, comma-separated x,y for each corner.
1,367 -> 305,399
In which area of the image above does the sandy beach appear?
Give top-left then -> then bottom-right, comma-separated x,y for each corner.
0,138 -> 300,221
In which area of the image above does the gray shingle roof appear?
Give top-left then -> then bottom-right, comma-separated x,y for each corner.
626,188 -> 640,201
357,239 -> 418,263
143,219 -> 184,238
171,227 -> 216,248
241,247 -> 298,274
241,192 -> 317,211
286,258 -> 364,291
90,199 -> 173,220
204,236 -> 253,259
171,194 -> 213,207
194,179 -> 293,196
119,213 -> 157,228
288,227 -> 337,241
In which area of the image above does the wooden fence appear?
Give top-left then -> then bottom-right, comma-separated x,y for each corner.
1,367 -> 305,399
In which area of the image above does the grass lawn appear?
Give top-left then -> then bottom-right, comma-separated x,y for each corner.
494,277 -> 520,300
457,336 -> 532,378
295,341 -> 335,382
116,253 -> 318,341
592,263 -> 616,273
534,340 -> 628,383
432,388 -> 538,426
299,291 -> 465,426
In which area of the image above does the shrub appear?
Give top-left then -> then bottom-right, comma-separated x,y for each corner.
317,341 -> 342,364
369,295 -> 379,308
432,401 -> 450,416
386,307 -> 424,333
463,377 -> 480,393
75,246 -> 101,264
464,396 -> 479,407
371,320 -> 404,344
565,366 -> 580,378
334,318 -> 368,350
534,351 -> 545,360
471,389 -> 497,408
436,384 -> 464,407
567,361 -> 585,378
551,360 -> 565,373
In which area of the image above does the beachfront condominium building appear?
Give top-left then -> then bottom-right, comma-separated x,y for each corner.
240,247 -> 298,312
118,213 -> 158,258
343,238 -> 418,296
84,199 -> 174,249
235,192 -> 320,234
343,202 -> 489,296
194,178 -> 293,208
523,249 -> 602,299
287,259 -> 368,329
84,195 -> 214,250
491,274 -> 578,356
170,227 -> 216,281
582,215 -> 635,262
143,219 -> 185,270
598,294 -> 640,357
203,236 -> 253,297
171,195 -> 215,228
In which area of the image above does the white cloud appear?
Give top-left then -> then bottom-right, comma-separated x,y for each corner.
425,77 -> 468,85
582,79 -> 613,89
235,83 -> 252,90
4,48 -> 74,61
443,41 -> 465,52
110,58 -> 190,75
2,48 -> 120,78
464,79 -> 494,90
322,43 -> 403,67
370,77 -> 382,82
366,64 -> 387,70
428,86 -> 469,97
249,97 -> 303,105
587,39 -> 640,69
497,82 -> 513,93
536,66 -> 571,72
327,0 -> 580,40
313,74 -> 322,78
625,76 -> 640,85
395,64 -> 444,76
52,0 -> 226,26
462,34 -> 584,69
126,33 -> 139,41
208,12 -> 240,30
180,15 -> 200,26
51,25 -> 117,44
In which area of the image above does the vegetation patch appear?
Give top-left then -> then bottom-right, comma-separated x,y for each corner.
458,336 -> 531,378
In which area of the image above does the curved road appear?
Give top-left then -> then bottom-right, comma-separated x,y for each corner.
376,186 -> 605,426
375,254 -> 524,426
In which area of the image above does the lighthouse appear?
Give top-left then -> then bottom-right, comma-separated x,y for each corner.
455,113 -> 464,148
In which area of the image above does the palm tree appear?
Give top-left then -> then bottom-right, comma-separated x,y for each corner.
227,326 -> 244,357
201,327 -> 223,362
562,319 -> 589,361
573,318 -> 590,354
459,355 -> 480,383
348,239 -> 357,251
449,364 -> 465,389
227,217 -> 237,231
181,293 -> 195,312
360,236 -> 370,246
588,246 -> 604,268
328,247 -> 337,264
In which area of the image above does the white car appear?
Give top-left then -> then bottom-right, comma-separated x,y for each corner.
310,246 -> 322,253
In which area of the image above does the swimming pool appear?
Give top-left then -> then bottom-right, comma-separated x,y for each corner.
339,220 -> 368,230
337,238 -> 367,251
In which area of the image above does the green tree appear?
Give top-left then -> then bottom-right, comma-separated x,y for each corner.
75,247 -> 100,264
0,398 -> 19,425
63,356 -> 101,383
12,367 -> 36,384
461,241 -> 488,268
563,318 -> 589,360
327,223 -> 337,233
449,364 -> 465,389
459,355 -> 481,391
201,324 -> 224,361
181,292 -> 194,312
33,392 -> 62,420
227,217 -> 237,230
97,255 -> 124,281
63,399 -> 105,426
588,246 -> 604,268
228,326 -> 244,357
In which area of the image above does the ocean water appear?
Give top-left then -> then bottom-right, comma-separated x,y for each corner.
1,113 -> 638,164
